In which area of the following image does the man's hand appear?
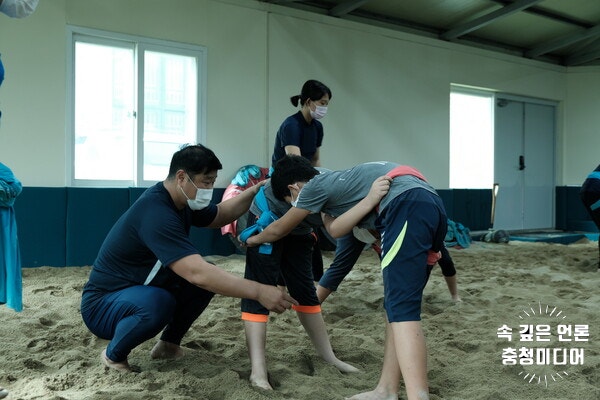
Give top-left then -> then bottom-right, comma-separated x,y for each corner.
257,285 -> 298,313
365,175 -> 392,207
250,179 -> 269,194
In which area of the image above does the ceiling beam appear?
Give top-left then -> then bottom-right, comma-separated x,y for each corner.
260,0 -> 308,4
526,24 -> 600,58
490,0 -> 593,29
566,48 -> 600,66
330,0 -> 371,17
565,37 -> 600,66
440,0 -> 544,40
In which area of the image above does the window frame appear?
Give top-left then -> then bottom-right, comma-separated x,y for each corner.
66,25 -> 207,187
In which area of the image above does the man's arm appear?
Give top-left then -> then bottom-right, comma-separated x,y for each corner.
244,206 -> 311,246
207,181 -> 266,228
324,175 -> 391,238
170,254 -> 298,313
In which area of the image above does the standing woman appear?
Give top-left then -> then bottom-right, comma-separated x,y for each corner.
271,79 -> 331,168
271,80 -> 332,283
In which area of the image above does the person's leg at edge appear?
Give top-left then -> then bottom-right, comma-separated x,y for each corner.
591,206 -> 600,269
296,310 -> 359,373
580,191 -> 600,269
345,321 -> 401,400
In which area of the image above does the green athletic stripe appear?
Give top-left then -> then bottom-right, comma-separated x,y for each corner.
381,221 -> 408,270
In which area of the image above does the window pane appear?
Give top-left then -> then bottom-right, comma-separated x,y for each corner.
143,51 -> 198,181
449,91 -> 494,189
74,42 -> 135,180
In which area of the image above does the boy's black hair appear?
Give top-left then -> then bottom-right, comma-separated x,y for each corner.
271,155 -> 319,200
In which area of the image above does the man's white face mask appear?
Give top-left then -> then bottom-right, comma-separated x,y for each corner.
0,0 -> 39,18
181,174 -> 213,210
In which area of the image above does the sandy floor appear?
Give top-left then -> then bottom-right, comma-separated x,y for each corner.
0,239 -> 598,400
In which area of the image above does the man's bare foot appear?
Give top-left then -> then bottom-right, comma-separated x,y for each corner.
101,349 -> 132,372
345,389 -> 398,400
452,294 -> 462,302
150,339 -> 184,360
249,374 -> 273,390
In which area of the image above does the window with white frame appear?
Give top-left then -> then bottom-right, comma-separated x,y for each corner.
449,87 -> 494,189
67,27 -> 206,187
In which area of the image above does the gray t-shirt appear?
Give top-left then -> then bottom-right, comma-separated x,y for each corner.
294,161 -> 438,229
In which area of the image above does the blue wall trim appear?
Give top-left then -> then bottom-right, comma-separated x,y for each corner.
12,186 -> 595,267
15,187 -> 67,267
14,187 -> 235,267
437,189 -> 493,230
66,187 -> 129,266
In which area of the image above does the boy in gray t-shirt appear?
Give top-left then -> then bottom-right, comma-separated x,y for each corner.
244,155 -> 447,400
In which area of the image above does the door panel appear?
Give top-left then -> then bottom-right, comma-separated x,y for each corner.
494,98 -> 555,231
494,99 -> 524,230
523,103 -> 555,229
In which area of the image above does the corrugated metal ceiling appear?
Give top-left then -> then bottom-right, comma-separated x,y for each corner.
261,0 -> 600,66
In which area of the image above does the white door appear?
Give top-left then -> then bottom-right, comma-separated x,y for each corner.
493,96 -> 556,231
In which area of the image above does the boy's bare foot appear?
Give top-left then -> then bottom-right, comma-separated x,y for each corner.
249,374 -> 273,390
452,294 -> 462,302
331,359 -> 360,373
101,349 -> 132,372
150,339 -> 184,360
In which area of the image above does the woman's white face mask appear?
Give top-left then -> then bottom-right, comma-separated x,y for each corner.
181,174 -> 213,210
309,105 -> 328,120
0,0 -> 39,18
